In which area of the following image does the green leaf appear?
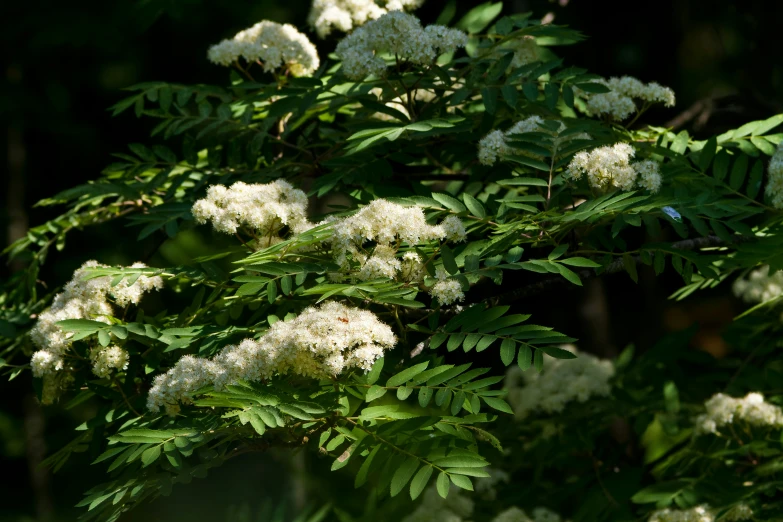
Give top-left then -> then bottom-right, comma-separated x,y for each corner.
500,338 -> 516,366
548,244 -> 568,260
441,244 -> 459,275
501,85 -> 518,108
482,397 -> 514,414
538,346 -> 577,359
555,264 -> 582,286
436,472 -> 450,498
98,330 -> 111,347
355,444 -> 382,488
456,2 -> 503,33
280,275 -> 292,295
559,257 -> 601,268
449,474 -> 474,491
141,446 -> 161,468
432,192 -> 467,212
365,385 -> 387,402
729,154 -> 749,190
387,362 -> 429,387
517,345 -> 532,370
712,150 -> 730,181
431,454 -> 488,468
267,280 -> 278,304
747,159 -> 764,198
390,457 -> 420,497
698,137 -> 717,171
410,465 -> 434,500
522,82 -> 538,101
463,193 -> 486,218
631,479 -> 693,504
418,387 -> 433,407
622,254 -> 638,283
481,87 -> 498,114
366,357 -> 384,385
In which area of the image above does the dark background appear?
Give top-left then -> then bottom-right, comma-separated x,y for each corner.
2,1 -> 782,520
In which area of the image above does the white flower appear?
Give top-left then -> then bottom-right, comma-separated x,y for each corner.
430,279 -> 464,305
91,346 -> 130,378
29,260 -> 162,379
308,0 -> 424,38
633,159 -> 663,193
694,392 -> 783,434
147,301 -> 396,413
732,265 -> 783,303
565,143 -> 661,192
577,76 -> 675,121
208,21 -> 319,76
648,506 -> 713,522
358,245 -> 402,280
335,11 -> 466,80
765,142 -> 783,208
504,345 -> 614,419
192,180 -> 311,237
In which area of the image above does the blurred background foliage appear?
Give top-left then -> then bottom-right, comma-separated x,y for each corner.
1,0 -> 782,520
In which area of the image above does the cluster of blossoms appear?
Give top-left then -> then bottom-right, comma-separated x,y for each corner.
765,142 -> 783,209
90,346 -> 130,379
504,346 -> 614,419
330,198 -> 465,276
147,301 -> 395,413
308,0 -> 424,38
492,507 -> 568,522
30,261 -> 163,382
191,180 -> 312,243
565,143 -> 662,193
478,116 -> 591,167
576,76 -> 676,121
648,504 -> 752,522
335,11 -> 467,80
430,268 -> 464,305
694,392 -> 783,435
207,21 -> 319,76
732,265 -> 783,303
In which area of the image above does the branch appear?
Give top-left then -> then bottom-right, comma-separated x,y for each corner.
487,235 -> 750,306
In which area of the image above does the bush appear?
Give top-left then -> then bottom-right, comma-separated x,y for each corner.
3,2 -> 783,521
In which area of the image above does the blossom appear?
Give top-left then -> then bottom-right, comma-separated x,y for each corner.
335,11 -> 466,80
765,142 -> 783,208
509,35 -> 540,68
207,21 -> 319,76
732,265 -> 783,303
308,0 -> 424,38
357,245 -> 401,280
694,392 -> 783,435
565,143 -> 662,193
490,507 -> 568,522
147,301 -> 396,413
577,76 -> 675,121
429,268 -> 464,306
648,506 -> 713,522
29,261 -> 162,380
504,345 -> 614,419
191,180 -> 311,237
330,199 -> 462,266
91,346 -> 130,378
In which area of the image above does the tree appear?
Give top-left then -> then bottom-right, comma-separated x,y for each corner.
3,2 -> 783,521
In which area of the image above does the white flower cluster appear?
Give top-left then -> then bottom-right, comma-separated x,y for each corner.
191,180 -> 312,238
504,345 -> 615,420
765,142 -> 783,209
565,143 -> 663,193
429,268 -> 464,305
308,0 -> 425,38
147,301 -> 395,413
401,484 -> 474,522
508,35 -> 541,68
695,392 -> 783,435
330,199 -> 465,275
335,11 -> 467,80
30,261 -> 162,379
478,116 -> 591,167
491,507 -> 568,522
648,504 -> 752,522
577,76 -> 675,121
732,265 -> 783,303
648,506 -> 714,522
207,21 -> 319,76
91,346 -> 130,379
